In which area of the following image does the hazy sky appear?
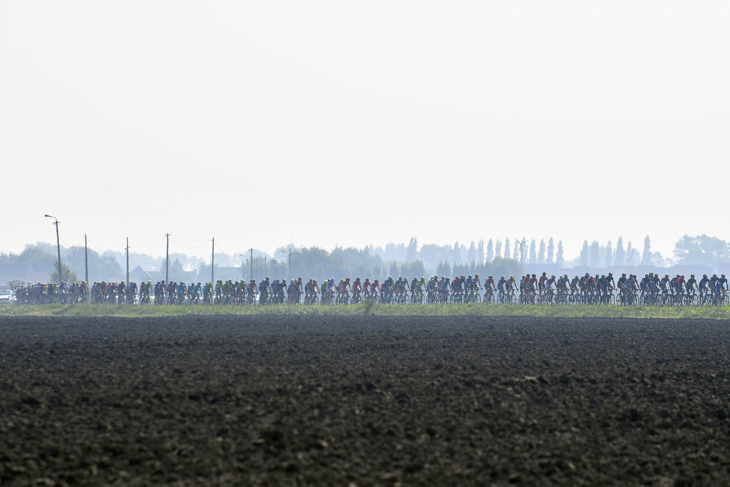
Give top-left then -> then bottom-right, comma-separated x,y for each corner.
2,1 -> 729,260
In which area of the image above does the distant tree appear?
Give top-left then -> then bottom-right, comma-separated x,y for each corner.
615,237 -> 625,266
673,234 -> 730,267
486,239 -> 494,263
388,262 -> 399,278
373,264 -> 383,281
580,240 -> 590,266
650,251 -> 669,267
450,242 -> 462,264
400,260 -> 426,278
513,240 -> 520,261
168,258 -> 186,282
626,241 -> 640,266
538,239 -> 546,265
405,237 -> 418,262
51,260 -> 79,283
556,241 -> 564,268
605,240 -> 613,267
477,240 -> 485,264
529,240 -> 537,264
547,238 -> 554,264
504,238 -> 510,261
590,241 -> 600,268
641,235 -> 652,265
484,257 -> 523,281
467,241 -> 476,263
436,260 -> 451,277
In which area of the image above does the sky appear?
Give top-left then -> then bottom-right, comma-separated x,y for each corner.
2,1 -> 729,261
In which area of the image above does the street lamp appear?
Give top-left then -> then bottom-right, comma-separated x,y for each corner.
45,215 -> 62,283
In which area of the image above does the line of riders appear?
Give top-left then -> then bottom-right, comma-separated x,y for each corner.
12,272 -> 730,307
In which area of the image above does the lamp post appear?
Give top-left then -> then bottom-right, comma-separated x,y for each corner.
45,215 -> 62,283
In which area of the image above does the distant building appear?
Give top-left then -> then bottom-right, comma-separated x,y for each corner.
129,265 -> 153,283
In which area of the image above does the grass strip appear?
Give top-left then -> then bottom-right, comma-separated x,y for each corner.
1,303 -> 730,319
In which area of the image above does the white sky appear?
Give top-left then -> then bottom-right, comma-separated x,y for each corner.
2,1 -> 729,260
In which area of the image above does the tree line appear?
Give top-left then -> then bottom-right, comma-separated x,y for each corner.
2,234 -> 729,284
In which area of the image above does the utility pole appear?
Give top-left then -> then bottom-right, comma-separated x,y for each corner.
165,234 -> 170,282
125,238 -> 130,285
84,234 -> 88,284
45,215 -> 62,283
211,238 -> 215,285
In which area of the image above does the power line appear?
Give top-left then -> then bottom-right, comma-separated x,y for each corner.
85,238 -> 105,253
134,239 -> 166,257
169,238 -> 210,250
214,242 -> 231,255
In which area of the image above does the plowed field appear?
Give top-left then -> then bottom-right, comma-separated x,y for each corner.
1,316 -> 729,486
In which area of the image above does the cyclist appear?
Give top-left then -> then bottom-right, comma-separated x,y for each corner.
326,278 -> 336,304
258,277 -> 270,305
505,275 -> 517,302
352,277 -> 362,300
605,273 -> 615,293
698,274 -> 710,302
538,272 -> 548,295
439,276 -> 450,301
362,278 -> 371,298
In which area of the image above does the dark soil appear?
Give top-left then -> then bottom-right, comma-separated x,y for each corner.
1,316 -> 729,486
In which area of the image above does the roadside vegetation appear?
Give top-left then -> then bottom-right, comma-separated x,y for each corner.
2,304 -> 730,319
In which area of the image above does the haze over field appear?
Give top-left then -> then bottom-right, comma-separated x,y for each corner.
2,1 -> 729,261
